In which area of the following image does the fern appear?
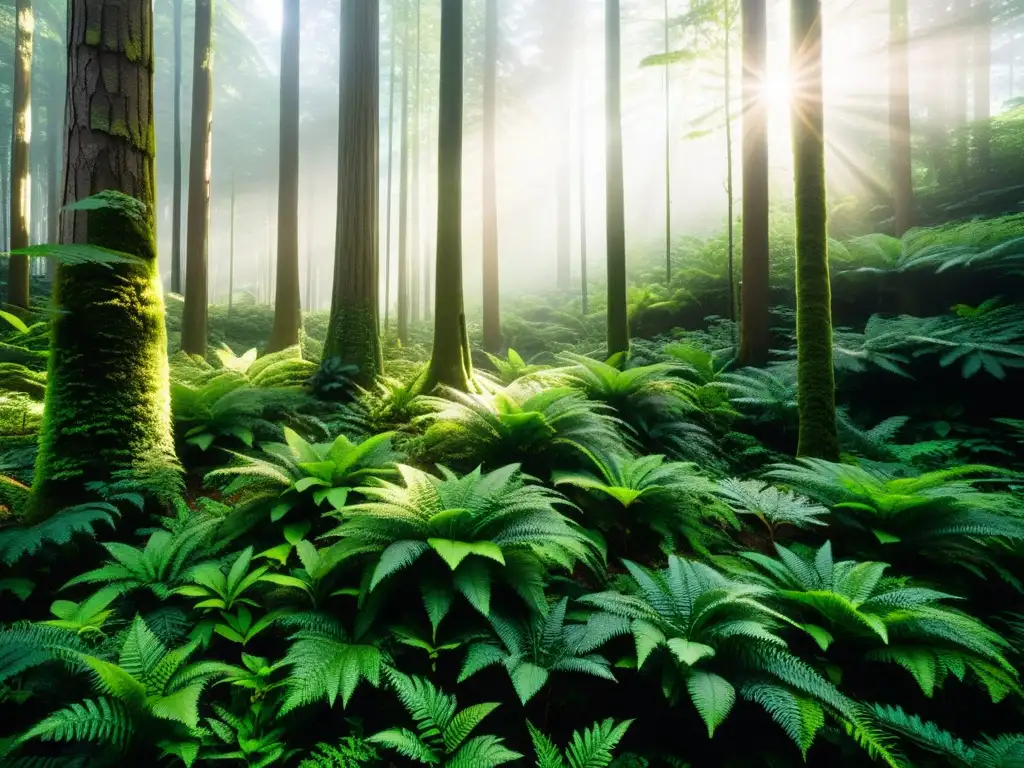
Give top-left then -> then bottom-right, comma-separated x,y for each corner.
712,478 -> 828,537
528,718 -> 633,768
0,503 -> 119,565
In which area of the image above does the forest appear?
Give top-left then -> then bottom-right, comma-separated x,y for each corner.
0,0 -> 1023,765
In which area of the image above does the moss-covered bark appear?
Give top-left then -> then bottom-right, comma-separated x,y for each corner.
8,0 -> 33,310
29,0 -> 179,521
791,0 -> 840,461
325,0 -> 382,383
396,0 -> 411,346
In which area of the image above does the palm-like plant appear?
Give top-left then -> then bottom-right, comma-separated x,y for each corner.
727,541 -> 1020,701
368,668 -> 521,767
416,384 -> 630,472
527,718 -> 633,768
207,428 -> 401,522
712,478 -> 828,540
765,459 -> 1024,578
326,464 -> 600,626
482,348 -> 546,385
458,598 -> 617,704
554,453 -> 735,555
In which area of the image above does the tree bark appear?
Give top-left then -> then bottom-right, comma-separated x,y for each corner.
325,0 -> 382,382
397,0 -> 411,345
383,0 -> 398,331
973,0 -> 991,172
410,0 -> 422,325
228,174 -> 235,314
180,0 -> 214,356
423,0 -> 471,392
31,0 -> 179,520
952,0 -> 970,180
556,1 -> 573,290
269,0 -> 302,352
8,0 -> 33,309
663,0 -> 672,287
739,0 -> 771,366
605,0 -> 629,357
171,0 -> 183,293
791,0 -> 839,461
578,20 -> 588,316
482,0 -> 501,353
889,0 -> 913,237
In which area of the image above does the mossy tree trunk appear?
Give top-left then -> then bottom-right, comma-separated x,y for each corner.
269,0 -> 302,352
605,0 -> 629,358
739,0 -> 771,367
481,0 -> 501,353
397,0 -> 411,345
791,0 -> 839,461
889,0 -> 913,237
325,0 -> 382,383
423,0 -> 472,393
30,0 -> 179,521
8,0 -> 33,310
171,0 -> 183,294
180,0 -> 213,357
410,0 -> 422,326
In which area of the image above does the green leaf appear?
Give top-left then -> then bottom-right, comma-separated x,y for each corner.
687,670 -> 736,738
0,310 -> 29,334
454,559 -> 493,616
802,624 -> 834,651
258,574 -> 310,592
257,542 -> 293,564
428,539 -> 506,571
526,721 -> 567,768
187,433 -> 216,452
3,242 -> 141,267
508,660 -> 550,704
666,638 -> 716,667
872,529 -> 902,544
294,477 -> 330,493
270,502 -> 293,522
284,427 -> 320,463
324,487 -> 350,510
371,540 -> 430,590
150,683 -> 205,728
283,522 -> 311,545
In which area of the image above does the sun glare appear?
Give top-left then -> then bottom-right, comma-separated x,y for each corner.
762,70 -> 794,126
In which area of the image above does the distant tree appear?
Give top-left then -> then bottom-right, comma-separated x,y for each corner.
31,0 -> 179,520
397,0 -> 411,345
410,0 -> 422,325
482,0 -> 501,353
738,0 -> 770,366
423,0 -> 472,392
171,0 -> 183,294
8,0 -> 33,310
556,1 -> 573,290
181,0 -> 214,356
889,0 -> 913,236
605,0 -> 629,357
269,0 -> 302,352
383,0 -> 398,331
973,0 -> 991,171
325,0 -> 382,382
791,0 -> 839,461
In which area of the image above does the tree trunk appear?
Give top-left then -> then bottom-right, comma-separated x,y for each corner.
973,0 -> 991,172
269,0 -> 302,352
8,0 -> 33,310
410,0 -> 422,325
325,0 -> 382,382
228,174 -> 235,314
953,0 -> 969,180
724,14 -> 736,328
663,0 -> 672,287
556,2 -> 573,290
605,0 -> 629,357
397,0 -> 411,345
180,0 -> 214,356
791,0 -> 839,461
383,0 -> 398,331
739,0 -> 771,366
423,0 -> 471,392
47,84 -> 63,279
579,20 -> 588,316
482,0 -> 501,352
31,0 -> 179,520
171,0 -> 183,294
889,0 -> 913,236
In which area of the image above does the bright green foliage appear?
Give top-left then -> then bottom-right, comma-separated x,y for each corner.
905,304 -> 1024,379
257,538 -> 371,607
328,464 -> 600,623
528,717 -> 633,768
417,384 -> 629,471
458,598 -> 616,704
719,366 -> 798,423
298,736 -> 381,767
368,669 -> 521,767
0,502 -> 118,565
0,623 -> 89,685
62,516 -> 221,599
174,546 -> 266,612
207,428 -> 400,521
199,700 -> 296,767
43,586 -> 121,638
713,478 -> 828,538
729,541 -> 1019,700
482,348 -> 546,385
554,453 -> 734,554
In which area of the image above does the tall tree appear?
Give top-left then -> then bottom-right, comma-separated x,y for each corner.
228,175 -> 235,315
31,0 -> 179,519
410,0 -> 422,325
397,0 -> 411,345
180,0 -> 214,356
663,0 -> 672,287
325,0 -> 382,381
578,14 -> 589,316
605,0 -> 629,357
791,0 -> 839,460
953,0 -> 970,179
8,0 -> 33,309
383,0 -> 398,331
889,0 -> 913,236
738,0 -> 770,366
269,0 -> 302,352
423,0 -> 472,392
556,2 -> 573,290
482,0 -> 501,352
974,0 -> 991,171
171,0 -> 183,293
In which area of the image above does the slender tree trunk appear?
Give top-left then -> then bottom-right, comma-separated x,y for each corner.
410,0 -> 422,325
325,0 -> 382,381
889,0 -> 913,236
482,0 -> 501,352
739,0 -> 770,366
973,0 -> 991,172
423,0 -> 471,392
397,0 -> 411,345
171,0 -> 183,293
31,0 -> 179,519
383,0 -> 398,331
578,19 -> 588,316
181,0 -> 214,356
663,0 -> 672,287
423,104 -> 436,322
953,0 -> 970,180
269,0 -> 302,352
8,0 -> 33,309
47,86 -> 63,279
605,0 -> 629,357
228,175 -> 235,314
725,14 -> 736,328
791,0 -> 839,461
556,2 -> 573,290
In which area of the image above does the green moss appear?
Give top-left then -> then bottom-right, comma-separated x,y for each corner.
28,191 -> 180,521
324,301 -> 382,386
84,25 -> 101,47
110,118 -> 129,139
90,106 -> 111,133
